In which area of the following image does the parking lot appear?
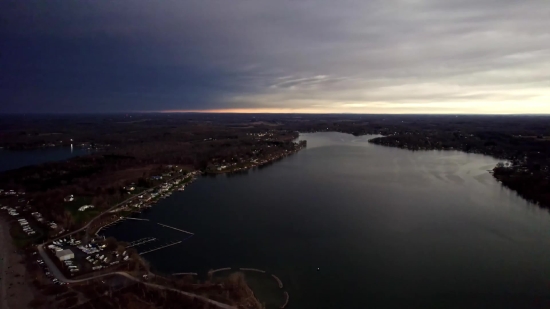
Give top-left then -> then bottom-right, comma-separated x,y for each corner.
44,236 -> 130,278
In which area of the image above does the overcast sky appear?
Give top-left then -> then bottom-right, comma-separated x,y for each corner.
2,0 -> 549,114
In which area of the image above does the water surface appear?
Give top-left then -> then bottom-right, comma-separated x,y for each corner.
106,132 -> 550,309
0,146 -> 89,172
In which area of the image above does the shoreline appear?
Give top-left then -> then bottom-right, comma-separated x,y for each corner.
367,134 -> 549,209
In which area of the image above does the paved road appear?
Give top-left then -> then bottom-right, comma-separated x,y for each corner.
37,245 -> 234,309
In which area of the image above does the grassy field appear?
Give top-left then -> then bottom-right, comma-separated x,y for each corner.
64,196 -> 99,225
64,196 -> 93,212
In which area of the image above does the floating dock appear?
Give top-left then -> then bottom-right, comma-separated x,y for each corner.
124,217 -> 149,221
239,268 -> 266,273
126,237 -> 156,248
139,240 -> 182,255
157,223 -> 194,235
208,267 -> 232,274
172,272 -> 198,276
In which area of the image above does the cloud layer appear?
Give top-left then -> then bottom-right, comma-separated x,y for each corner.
1,0 -> 549,113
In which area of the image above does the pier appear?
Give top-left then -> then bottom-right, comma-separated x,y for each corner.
124,217 -> 149,221
208,267 -> 232,274
157,223 -> 194,235
272,274 -> 283,288
139,240 -> 182,255
239,268 -> 266,273
126,237 -> 156,248
172,272 -> 198,276
281,292 -> 289,309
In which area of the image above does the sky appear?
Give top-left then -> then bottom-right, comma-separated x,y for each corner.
1,0 -> 549,114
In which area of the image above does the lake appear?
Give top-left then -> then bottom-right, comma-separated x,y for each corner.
105,132 -> 550,309
0,146 -> 90,172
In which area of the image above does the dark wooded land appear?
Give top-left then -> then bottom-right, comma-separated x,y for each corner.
0,114 -> 302,230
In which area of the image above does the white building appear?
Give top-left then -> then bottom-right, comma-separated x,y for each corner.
78,205 -> 94,212
56,249 -> 74,261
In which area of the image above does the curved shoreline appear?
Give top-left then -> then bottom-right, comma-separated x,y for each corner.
367,133 -> 549,210
95,217 -> 125,235
232,267 -> 290,309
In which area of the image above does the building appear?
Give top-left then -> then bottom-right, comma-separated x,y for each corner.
78,205 -> 94,212
56,249 -> 74,261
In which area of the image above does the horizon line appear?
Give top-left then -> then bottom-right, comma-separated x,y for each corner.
1,109 -> 550,116
157,109 -> 550,115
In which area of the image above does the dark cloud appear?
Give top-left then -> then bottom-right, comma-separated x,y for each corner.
1,0 -> 549,113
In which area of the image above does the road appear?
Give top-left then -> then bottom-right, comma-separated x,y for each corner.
36,245 -> 235,309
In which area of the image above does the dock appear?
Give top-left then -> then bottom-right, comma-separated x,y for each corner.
181,234 -> 194,243
126,237 -> 156,248
172,272 -> 198,276
208,267 -> 231,274
139,240 -> 182,255
157,223 -> 194,235
124,217 -> 149,221
239,268 -> 266,273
